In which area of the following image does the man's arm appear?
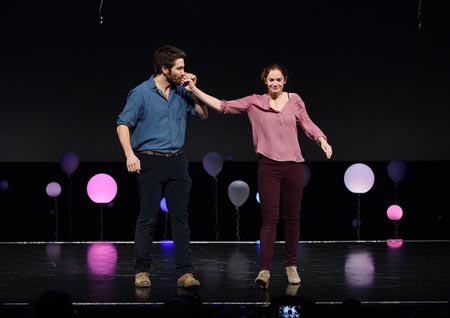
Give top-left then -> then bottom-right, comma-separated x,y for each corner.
116,124 -> 141,174
194,96 -> 208,120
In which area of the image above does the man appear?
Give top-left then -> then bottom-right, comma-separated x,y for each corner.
116,45 -> 208,288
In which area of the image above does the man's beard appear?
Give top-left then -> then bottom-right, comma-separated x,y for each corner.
166,72 -> 180,85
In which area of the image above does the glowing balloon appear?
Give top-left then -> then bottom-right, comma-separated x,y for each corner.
87,242 -> 118,276
344,251 -> 375,287
202,152 -> 223,177
387,204 -> 403,221
0,180 -> 9,190
160,197 -> 168,212
46,182 -> 62,198
228,180 -> 250,207
387,160 -> 407,184
59,151 -> 80,176
303,164 -> 311,187
86,173 -> 118,204
387,239 -> 403,248
344,163 -> 375,193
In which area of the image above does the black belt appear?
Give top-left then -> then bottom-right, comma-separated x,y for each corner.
138,150 -> 184,158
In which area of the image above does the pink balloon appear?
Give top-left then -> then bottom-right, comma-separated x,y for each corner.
86,173 -> 118,204
87,242 -> 118,276
387,204 -> 403,221
387,239 -> 403,248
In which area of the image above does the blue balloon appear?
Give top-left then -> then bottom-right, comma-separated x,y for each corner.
303,164 -> 311,187
160,197 -> 168,212
387,160 -> 407,184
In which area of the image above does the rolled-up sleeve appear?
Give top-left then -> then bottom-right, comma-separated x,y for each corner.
116,89 -> 144,129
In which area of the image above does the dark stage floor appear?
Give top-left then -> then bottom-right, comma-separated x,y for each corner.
1,240 -> 449,317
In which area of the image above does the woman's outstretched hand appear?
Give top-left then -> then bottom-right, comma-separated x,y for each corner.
318,136 -> 333,159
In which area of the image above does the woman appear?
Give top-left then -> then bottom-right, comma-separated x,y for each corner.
184,64 -> 332,288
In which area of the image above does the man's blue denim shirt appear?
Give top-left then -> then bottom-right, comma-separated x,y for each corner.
116,75 -> 198,153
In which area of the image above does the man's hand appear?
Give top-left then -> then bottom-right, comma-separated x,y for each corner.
126,153 -> 141,175
181,73 -> 197,91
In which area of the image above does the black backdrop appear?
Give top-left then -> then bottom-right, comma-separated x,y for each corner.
1,0 -> 449,162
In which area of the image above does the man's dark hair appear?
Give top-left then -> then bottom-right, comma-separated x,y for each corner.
154,45 -> 186,74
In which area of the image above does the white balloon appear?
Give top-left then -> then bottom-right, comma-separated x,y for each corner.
344,163 -> 375,194
228,180 -> 250,207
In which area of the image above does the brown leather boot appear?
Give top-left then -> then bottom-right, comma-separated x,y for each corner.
177,273 -> 200,287
135,272 -> 151,288
255,270 -> 270,289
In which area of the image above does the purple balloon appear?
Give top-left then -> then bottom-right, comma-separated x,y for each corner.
46,182 -> 62,198
59,151 -> 80,176
387,160 -> 407,184
0,180 -> 9,191
303,164 -> 311,187
202,152 -> 223,177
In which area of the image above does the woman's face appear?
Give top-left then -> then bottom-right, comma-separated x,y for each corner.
265,69 -> 286,94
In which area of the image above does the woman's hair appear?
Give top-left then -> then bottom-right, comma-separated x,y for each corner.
261,63 -> 288,82
154,45 -> 186,74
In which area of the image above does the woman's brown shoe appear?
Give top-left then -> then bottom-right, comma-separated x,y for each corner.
255,270 -> 270,289
177,273 -> 200,287
286,266 -> 301,284
135,272 -> 151,288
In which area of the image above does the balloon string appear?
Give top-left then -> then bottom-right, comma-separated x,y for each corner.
417,0 -> 422,29
214,177 -> 219,240
54,198 -> 59,241
100,203 -> 104,240
68,175 -> 73,240
394,183 -> 399,203
99,0 -> 104,24
357,193 -> 361,240
235,206 -> 240,241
